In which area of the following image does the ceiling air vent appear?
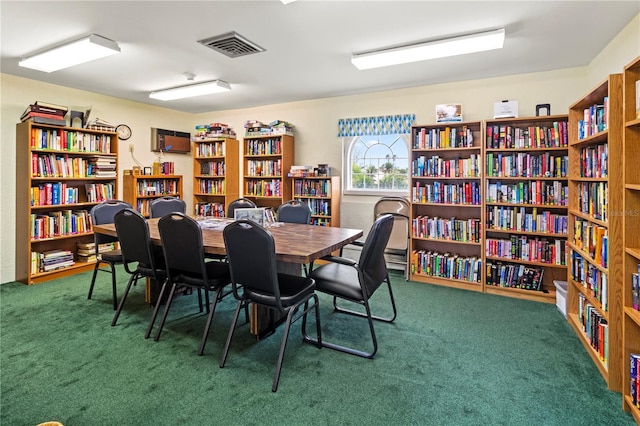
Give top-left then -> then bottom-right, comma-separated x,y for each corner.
197,31 -> 265,58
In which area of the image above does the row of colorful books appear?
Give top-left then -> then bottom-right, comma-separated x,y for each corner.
486,122 -> 568,149
412,181 -> 481,205
485,261 -> 544,291
485,206 -> 568,235
412,154 -> 480,178
195,141 -> 226,157
486,236 -> 567,266
486,180 -> 569,206
578,294 -> 609,367
413,125 -> 475,149
572,251 -> 608,311
485,151 -> 568,178
30,128 -> 113,153
411,216 -> 482,243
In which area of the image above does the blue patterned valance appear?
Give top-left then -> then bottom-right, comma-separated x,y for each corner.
337,114 -> 416,137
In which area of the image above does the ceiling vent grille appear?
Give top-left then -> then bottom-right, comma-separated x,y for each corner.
197,32 -> 265,58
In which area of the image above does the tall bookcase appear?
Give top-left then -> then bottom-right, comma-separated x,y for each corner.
122,174 -> 183,217
622,56 -> 640,419
409,121 -> 484,292
15,121 -> 119,284
291,176 -> 340,226
567,74 -> 624,392
242,134 -> 294,210
192,137 -> 239,217
483,115 -> 570,304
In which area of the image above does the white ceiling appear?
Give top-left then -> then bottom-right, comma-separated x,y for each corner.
1,1 -> 638,114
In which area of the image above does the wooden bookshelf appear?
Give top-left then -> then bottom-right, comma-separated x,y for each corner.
291,175 -> 340,227
122,174 -> 183,217
567,74 -> 624,392
192,137 -> 239,217
622,55 -> 640,420
242,134 -> 294,210
15,121 -> 119,284
483,115 -> 570,304
409,121 -> 484,292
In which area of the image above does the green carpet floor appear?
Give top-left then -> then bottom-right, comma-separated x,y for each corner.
0,268 -> 633,425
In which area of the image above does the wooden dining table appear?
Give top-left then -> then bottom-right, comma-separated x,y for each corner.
93,217 -> 363,336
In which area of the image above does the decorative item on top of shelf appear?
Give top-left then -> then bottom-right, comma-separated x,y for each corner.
315,164 -> 330,176
244,119 -> 294,137
493,100 -> 518,119
536,103 -> 551,116
193,122 -> 237,139
435,104 -> 462,123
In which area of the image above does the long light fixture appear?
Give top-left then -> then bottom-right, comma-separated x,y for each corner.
281,0 -> 298,4
351,28 -> 505,70
19,34 -> 120,73
149,80 -> 231,101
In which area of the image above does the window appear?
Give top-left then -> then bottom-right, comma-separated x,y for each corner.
338,114 -> 415,196
343,134 -> 410,195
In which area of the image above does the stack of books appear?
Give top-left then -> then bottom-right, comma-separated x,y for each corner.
288,165 -> 315,177
244,119 -> 294,137
77,241 -> 115,263
34,249 -> 75,272
88,156 -> 117,178
21,101 -> 68,126
194,122 -> 236,139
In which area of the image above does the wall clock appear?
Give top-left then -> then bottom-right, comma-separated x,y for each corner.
116,124 -> 132,140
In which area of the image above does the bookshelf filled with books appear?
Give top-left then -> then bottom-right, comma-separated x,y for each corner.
193,136 -> 239,217
15,121 -> 119,284
409,121 -> 484,292
242,134 -> 294,211
567,74 -> 624,392
122,174 -> 183,218
290,175 -> 340,227
484,115 -> 570,303
623,55 -> 640,419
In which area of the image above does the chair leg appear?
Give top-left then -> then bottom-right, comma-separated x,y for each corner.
331,275 -> 398,323
110,262 -> 118,310
272,310 -> 294,392
220,299 -> 246,369
154,282 -> 178,342
145,278 -> 168,339
197,286 -> 223,356
111,273 -> 139,326
301,295 -> 322,350
197,289 -> 203,313
88,262 -> 100,300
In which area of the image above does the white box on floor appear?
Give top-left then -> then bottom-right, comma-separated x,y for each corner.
554,280 -> 568,318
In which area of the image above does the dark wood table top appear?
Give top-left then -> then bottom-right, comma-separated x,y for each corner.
93,218 -> 363,264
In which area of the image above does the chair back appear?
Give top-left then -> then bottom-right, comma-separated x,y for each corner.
358,214 -> 394,297
223,220 -> 281,309
150,196 -> 186,218
227,198 -> 257,218
114,209 -> 157,273
277,200 -> 311,224
373,196 -> 410,252
90,200 -> 133,246
157,212 -> 207,280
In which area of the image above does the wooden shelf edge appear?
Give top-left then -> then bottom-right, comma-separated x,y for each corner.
410,274 -> 483,291
28,262 -> 96,285
567,242 -> 609,274
485,256 -> 568,269
625,307 -> 640,328
567,313 -> 610,382
623,395 -> 640,422
486,228 -> 567,238
485,285 -> 555,303
411,237 -> 481,246
626,247 -> 640,260
569,279 -> 609,320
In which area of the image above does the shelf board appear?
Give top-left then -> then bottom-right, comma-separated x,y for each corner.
625,307 -> 640,328
31,231 -> 93,243
625,117 -> 640,128
134,193 -> 180,199
410,273 -> 483,291
30,149 -> 116,157
625,247 -> 640,261
412,146 -> 480,152
622,395 -> 640,422
30,202 -> 97,210
411,175 -> 481,180
485,146 -> 568,152
485,176 -> 568,181
194,192 -> 225,196
485,202 -> 568,209
195,175 -> 226,179
569,278 -> 609,319
32,176 -> 116,181
485,256 -> 568,269
569,130 -> 608,147
568,209 -> 608,227
412,236 -> 481,245
485,285 -> 555,303
485,228 -> 567,238
569,177 -> 609,182
567,313 -> 609,381
29,261 -> 96,284
567,241 -> 608,274
625,183 -> 640,191
412,202 -> 481,208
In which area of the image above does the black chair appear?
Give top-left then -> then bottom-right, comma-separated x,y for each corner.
151,212 -> 231,355
150,196 -> 187,218
88,200 -> 133,310
351,196 -> 411,280
277,200 -> 311,224
227,197 -> 256,219
303,214 -> 397,359
111,209 -> 167,331
221,220 -> 322,392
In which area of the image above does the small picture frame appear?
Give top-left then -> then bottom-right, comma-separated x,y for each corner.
233,207 -> 266,226
143,166 -> 152,175
436,104 -> 463,123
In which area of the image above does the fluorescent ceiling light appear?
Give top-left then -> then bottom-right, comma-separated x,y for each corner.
351,28 -> 505,70
281,0 -> 298,4
19,34 -> 120,73
149,80 -> 232,101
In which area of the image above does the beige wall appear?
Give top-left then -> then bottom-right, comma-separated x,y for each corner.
1,14 -> 638,283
